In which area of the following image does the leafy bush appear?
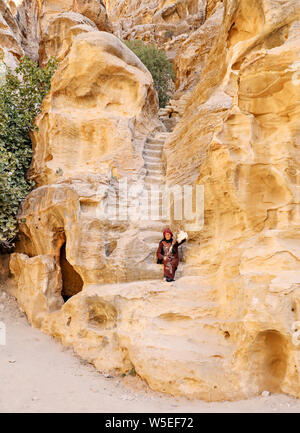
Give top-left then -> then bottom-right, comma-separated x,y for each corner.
123,39 -> 175,108
0,55 -> 59,251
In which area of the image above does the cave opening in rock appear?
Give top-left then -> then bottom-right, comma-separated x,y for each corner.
59,242 -> 83,302
249,329 -> 288,394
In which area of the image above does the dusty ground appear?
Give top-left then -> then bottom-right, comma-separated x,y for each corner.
1,284 -> 300,413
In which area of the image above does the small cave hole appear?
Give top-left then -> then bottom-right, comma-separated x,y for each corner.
62,294 -> 71,303
224,331 -> 230,339
249,330 -> 288,394
59,242 -> 84,302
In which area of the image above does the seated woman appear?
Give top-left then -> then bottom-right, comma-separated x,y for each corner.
156,228 -> 187,282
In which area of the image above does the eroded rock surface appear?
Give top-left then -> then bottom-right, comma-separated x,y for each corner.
0,0 -> 23,68
28,31 -> 160,186
12,27 -> 166,284
161,0 -> 300,397
2,0 -> 300,402
7,265 -> 300,400
103,0 -> 207,61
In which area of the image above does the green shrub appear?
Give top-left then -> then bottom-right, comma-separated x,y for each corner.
0,55 -> 59,250
123,39 -> 175,108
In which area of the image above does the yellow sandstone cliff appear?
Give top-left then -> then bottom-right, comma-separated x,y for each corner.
1,0 -> 300,401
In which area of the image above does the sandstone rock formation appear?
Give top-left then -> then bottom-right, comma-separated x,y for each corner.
15,0 -> 112,65
2,0 -> 300,402
32,0 -> 112,34
72,0 -> 112,31
14,0 -> 40,62
0,0 -> 23,69
38,13 -> 98,68
101,0 -> 235,128
13,26 -> 166,286
162,0 -> 300,398
7,261 -> 300,400
28,30 -> 160,187
103,0 -> 206,60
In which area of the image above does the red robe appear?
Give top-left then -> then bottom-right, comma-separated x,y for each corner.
156,238 -> 186,279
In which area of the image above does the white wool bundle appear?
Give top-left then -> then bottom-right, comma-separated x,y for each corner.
177,230 -> 188,243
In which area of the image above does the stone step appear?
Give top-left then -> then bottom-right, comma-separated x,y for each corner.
143,155 -> 162,163
159,105 -> 172,111
145,179 -> 164,187
144,155 -> 163,165
145,161 -> 164,168
146,174 -> 164,182
145,143 -> 164,151
145,141 -> 164,148
146,168 -> 164,176
147,138 -> 165,145
144,161 -> 162,169
145,172 -> 165,178
146,177 -> 164,184
154,133 -> 169,140
143,148 -> 162,158
155,130 -> 169,135
145,167 -> 164,175
145,161 -> 164,170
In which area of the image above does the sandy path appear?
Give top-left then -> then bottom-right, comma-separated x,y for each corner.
1,286 -> 300,413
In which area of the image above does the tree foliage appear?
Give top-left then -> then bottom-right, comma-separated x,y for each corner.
123,39 -> 175,108
0,55 -> 58,251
